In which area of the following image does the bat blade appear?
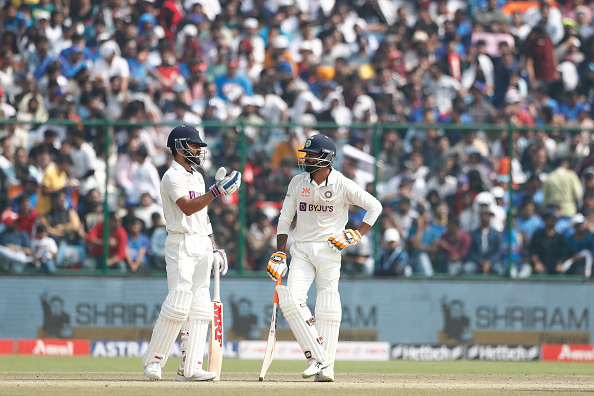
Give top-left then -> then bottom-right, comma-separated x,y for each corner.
208,301 -> 223,381
259,277 -> 282,381
208,259 -> 223,380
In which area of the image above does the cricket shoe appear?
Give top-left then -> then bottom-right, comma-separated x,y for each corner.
144,362 -> 162,380
302,357 -> 333,378
314,364 -> 334,382
176,367 -> 217,382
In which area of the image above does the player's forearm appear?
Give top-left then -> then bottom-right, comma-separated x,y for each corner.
357,222 -> 373,236
177,194 -> 215,216
276,234 -> 288,252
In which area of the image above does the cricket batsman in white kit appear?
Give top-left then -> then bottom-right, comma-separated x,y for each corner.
267,134 -> 382,382
142,125 -> 241,381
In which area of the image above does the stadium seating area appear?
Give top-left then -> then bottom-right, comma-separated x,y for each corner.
0,0 -> 593,276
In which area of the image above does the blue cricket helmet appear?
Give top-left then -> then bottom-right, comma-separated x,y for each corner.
167,124 -> 207,167
298,134 -> 336,173
167,124 -> 207,148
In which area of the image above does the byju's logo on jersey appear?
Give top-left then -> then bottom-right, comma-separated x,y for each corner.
301,188 -> 311,197
189,191 -> 198,199
299,202 -> 334,212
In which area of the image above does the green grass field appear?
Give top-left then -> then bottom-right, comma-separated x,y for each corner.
1,357 -> 594,395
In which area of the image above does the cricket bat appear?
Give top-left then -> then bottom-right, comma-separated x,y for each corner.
208,259 -> 223,381
259,276 -> 283,381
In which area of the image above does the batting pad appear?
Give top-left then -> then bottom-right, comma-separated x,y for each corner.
184,289 -> 213,377
142,289 -> 192,368
277,285 -> 329,362
315,289 -> 342,361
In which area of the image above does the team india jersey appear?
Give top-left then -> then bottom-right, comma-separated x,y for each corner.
160,160 -> 210,235
277,169 -> 382,242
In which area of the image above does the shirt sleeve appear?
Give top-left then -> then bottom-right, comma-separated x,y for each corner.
277,176 -> 298,235
343,178 -> 383,227
161,171 -> 189,203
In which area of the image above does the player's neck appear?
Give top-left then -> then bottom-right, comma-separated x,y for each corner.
311,167 -> 331,185
175,156 -> 193,172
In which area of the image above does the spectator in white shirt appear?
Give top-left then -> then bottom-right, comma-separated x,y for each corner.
67,127 -> 99,196
128,146 -> 162,205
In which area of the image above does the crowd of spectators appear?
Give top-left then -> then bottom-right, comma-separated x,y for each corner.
0,0 -> 594,276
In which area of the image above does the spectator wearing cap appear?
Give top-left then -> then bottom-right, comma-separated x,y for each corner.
502,88 -> 536,127
233,18 -> 265,64
59,45 -> 89,79
375,228 -> 409,277
558,213 -> 594,277
543,156 -> 583,218
0,210 -> 34,272
263,34 -> 297,75
92,40 -> 130,92
530,208 -> 565,275
214,58 -> 253,102
463,205 -> 505,276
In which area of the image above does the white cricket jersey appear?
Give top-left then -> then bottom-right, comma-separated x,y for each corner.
160,160 -> 209,235
277,169 -> 383,242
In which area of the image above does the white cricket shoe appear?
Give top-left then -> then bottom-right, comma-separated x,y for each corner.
302,357 -> 333,378
176,367 -> 217,382
314,364 -> 335,382
144,362 -> 162,380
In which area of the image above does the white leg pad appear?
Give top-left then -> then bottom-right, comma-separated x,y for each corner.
142,289 -> 192,368
183,289 -> 213,378
277,285 -> 328,362
180,321 -> 189,362
315,289 -> 341,361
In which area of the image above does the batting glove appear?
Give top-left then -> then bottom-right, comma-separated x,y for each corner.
328,229 -> 362,252
267,251 -> 287,281
213,245 -> 228,276
210,171 -> 241,198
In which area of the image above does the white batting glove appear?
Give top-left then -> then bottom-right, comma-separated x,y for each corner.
210,171 -> 241,198
328,229 -> 362,252
267,251 -> 287,281
213,245 -> 228,276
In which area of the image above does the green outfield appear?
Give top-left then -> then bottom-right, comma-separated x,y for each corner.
1,357 -> 594,395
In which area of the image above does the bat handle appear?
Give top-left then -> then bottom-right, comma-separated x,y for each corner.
273,276 -> 282,304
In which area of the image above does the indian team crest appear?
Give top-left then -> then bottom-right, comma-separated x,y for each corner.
324,191 -> 332,199
305,139 -> 312,148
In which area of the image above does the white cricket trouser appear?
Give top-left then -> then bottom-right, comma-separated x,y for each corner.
165,233 -> 213,292
287,241 -> 341,301
288,241 -> 342,365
